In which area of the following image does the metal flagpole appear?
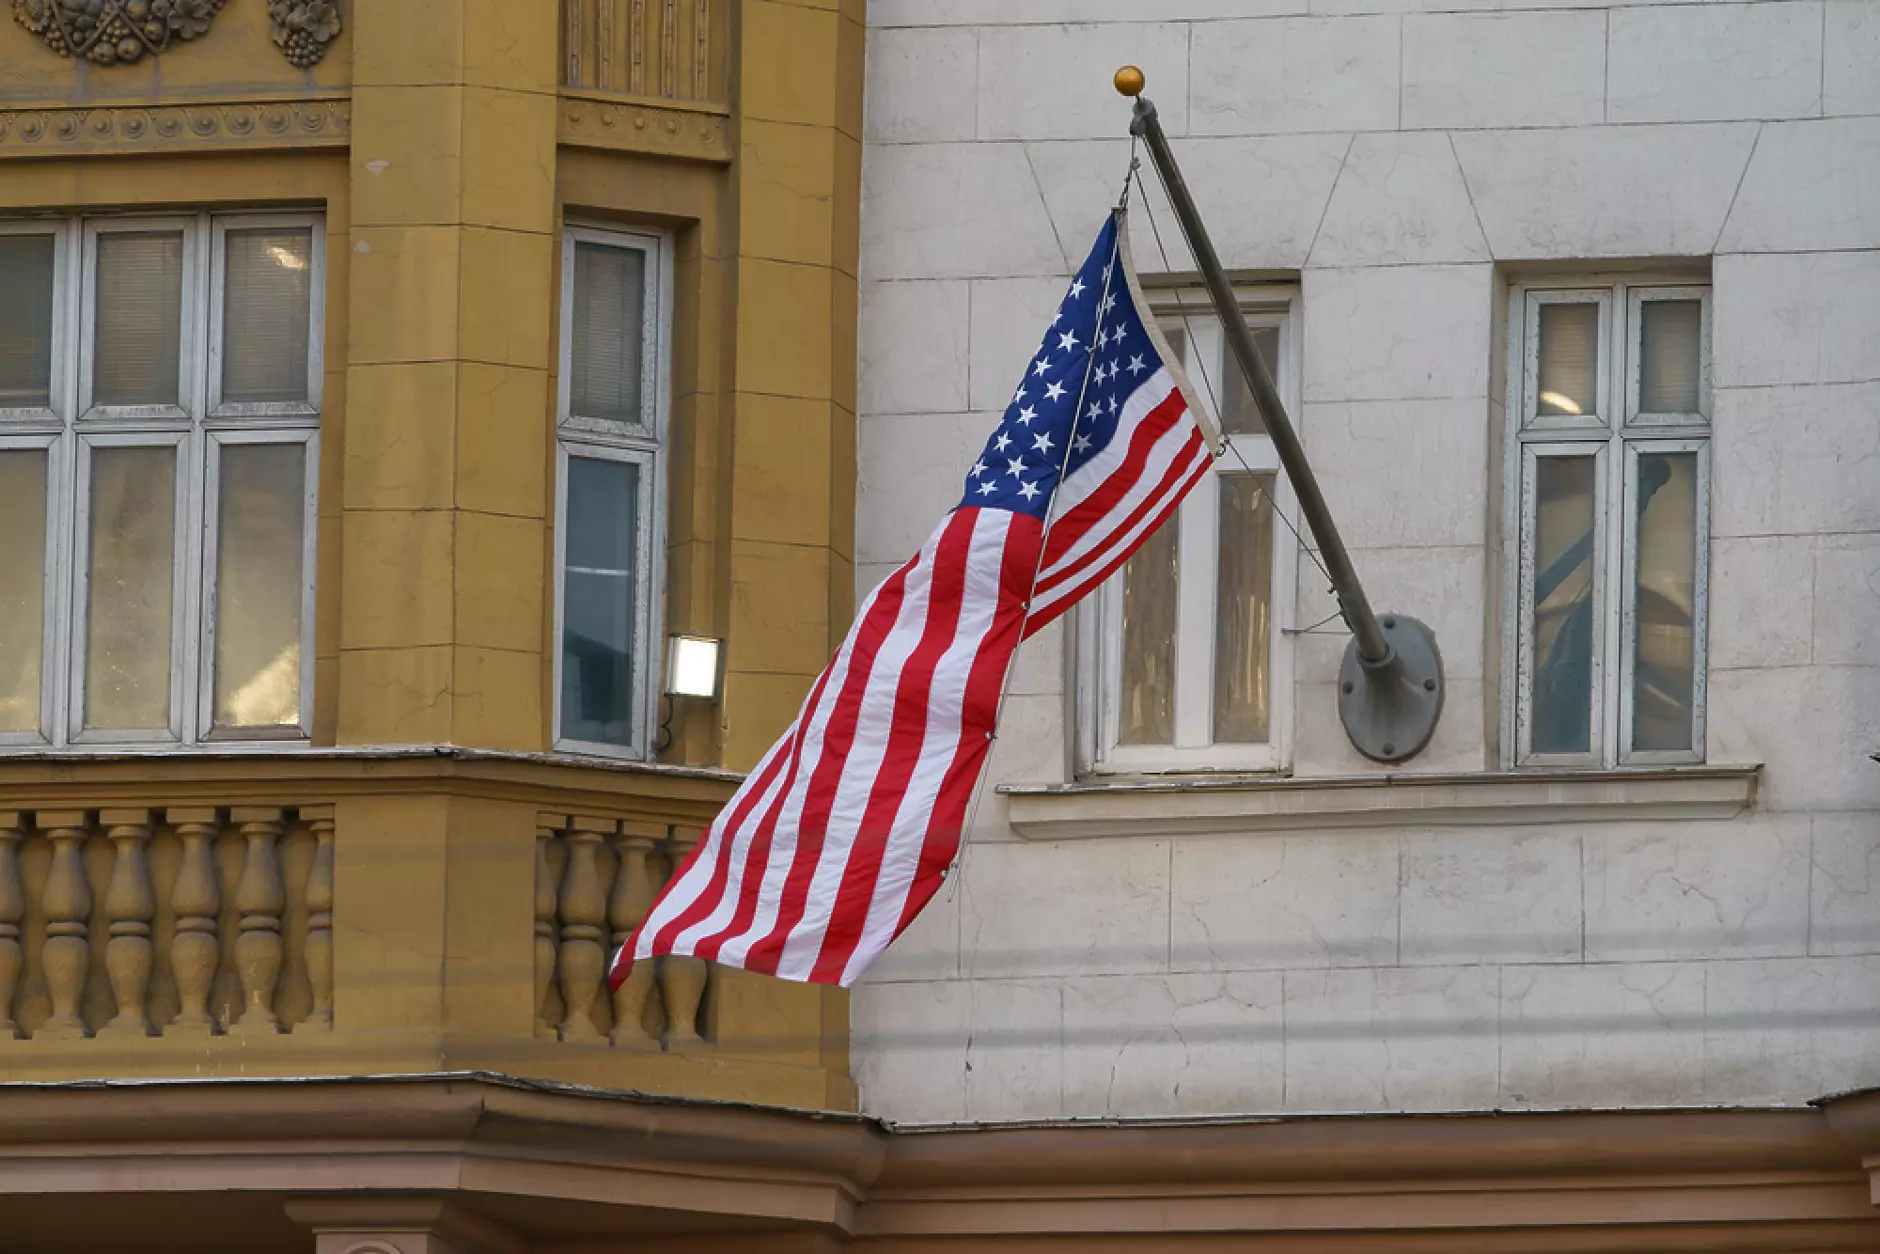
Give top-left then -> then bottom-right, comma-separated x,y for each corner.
1113,65 -> 1446,765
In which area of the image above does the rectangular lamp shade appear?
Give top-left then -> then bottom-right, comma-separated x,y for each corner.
664,634 -> 722,700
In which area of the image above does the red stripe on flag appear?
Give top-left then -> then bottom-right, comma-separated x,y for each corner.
743,511 -> 978,976
807,512 -> 1009,984
614,726 -> 789,989
881,514 -> 1042,964
1038,388 -> 1188,570
1022,454 -> 1210,639
693,543 -> 926,967
646,561 -> 916,963
1033,426 -> 1207,599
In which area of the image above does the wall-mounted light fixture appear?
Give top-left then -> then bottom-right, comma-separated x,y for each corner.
664,634 -> 724,702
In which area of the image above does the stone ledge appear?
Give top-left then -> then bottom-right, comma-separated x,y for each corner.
0,744 -> 740,824
558,90 -> 731,164
998,766 -> 1761,840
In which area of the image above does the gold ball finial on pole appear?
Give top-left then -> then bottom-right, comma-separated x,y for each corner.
1114,65 -> 1145,97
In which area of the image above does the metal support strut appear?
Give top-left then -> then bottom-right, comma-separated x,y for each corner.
1116,66 -> 1444,764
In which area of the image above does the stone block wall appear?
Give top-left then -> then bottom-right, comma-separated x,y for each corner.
852,0 -> 1880,1123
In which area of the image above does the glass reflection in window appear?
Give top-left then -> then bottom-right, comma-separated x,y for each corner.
561,456 -> 641,746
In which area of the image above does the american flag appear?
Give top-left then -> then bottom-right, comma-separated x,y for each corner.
612,210 -> 1216,989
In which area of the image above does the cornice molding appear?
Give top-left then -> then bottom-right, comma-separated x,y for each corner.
0,95 -> 350,159
1001,765 -> 1762,840
0,1076 -> 1874,1252
558,90 -> 730,165
0,744 -> 737,822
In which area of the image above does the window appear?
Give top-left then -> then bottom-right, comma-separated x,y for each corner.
0,212 -> 321,748
1077,294 -> 1297,774
1504,279 -> 1711,767
554,224 -> 671,759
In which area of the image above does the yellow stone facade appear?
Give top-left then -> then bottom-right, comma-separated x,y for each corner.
0,0 -> 863,1111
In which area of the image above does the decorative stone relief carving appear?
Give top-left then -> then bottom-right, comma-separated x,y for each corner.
557,93 -> 731,165
0,99 -> 350,158
11,0 -> 228,66
266,0 -> 338,69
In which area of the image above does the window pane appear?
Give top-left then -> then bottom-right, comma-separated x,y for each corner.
1639,300 -> 1702,414
213,444 -> 306,729
1530,455 -> 1597,755
1159,324 -> 1188,375
222,228 -> 312,405
93,232 -> 183,407
0,451 -> 47,734
1214,473 -> 1274,744
1537,302 -> 1598,419
570,242 -> 646,424
1632,452 -> 1698,752
0,235 -> 55,409
1117,511 -> 1178,746
85,445 -> 176,730
561,456 -> 641,746
1218,326 -> 1276,437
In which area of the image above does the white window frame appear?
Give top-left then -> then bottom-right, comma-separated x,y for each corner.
0,431 -> 63,748
67,428 -> 193,745
197,426 -> 321,742
206,212 -> 326,420
552,222 -> 672,761
1075,289 -> 1299,777
1502,277 -> 1711,770
0,218 -> 73,426
78,214 -> 200,424
1521,286 -> 1612,434
1624,284 -> 1712,429
0,209 -> 322,752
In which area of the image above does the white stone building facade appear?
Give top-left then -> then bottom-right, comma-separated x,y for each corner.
851,0 -> 1880,1124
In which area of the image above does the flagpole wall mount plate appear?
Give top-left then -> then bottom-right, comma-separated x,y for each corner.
1338,614 -> 1444,764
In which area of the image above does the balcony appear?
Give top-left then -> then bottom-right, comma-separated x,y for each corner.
0,749 -> 852,1110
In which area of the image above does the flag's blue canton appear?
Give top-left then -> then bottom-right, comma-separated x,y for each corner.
958,215 -> 1164,519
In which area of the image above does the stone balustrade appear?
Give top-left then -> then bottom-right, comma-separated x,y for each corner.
0,805 -> 719,1052
0,752 -> 850,1109
535,813 -> 710,1050
0,805 -> 334,1042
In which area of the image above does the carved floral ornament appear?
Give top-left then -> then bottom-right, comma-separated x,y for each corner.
9,0 -> 340,68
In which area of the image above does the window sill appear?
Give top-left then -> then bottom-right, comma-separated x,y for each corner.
996,765 -> 1761,841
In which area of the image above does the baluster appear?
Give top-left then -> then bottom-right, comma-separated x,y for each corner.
534,812 -> 564,1041
164,808 -> 222,1037
294,806 -> 336,1034
0,812 -> 23,1040
98,809 -> 156,1038
34,810 -> 92,1041
660,824 -> 707,1049
556,816 -> 613,1043
608,821 -> 662,1049
230,807 -> 286,1035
